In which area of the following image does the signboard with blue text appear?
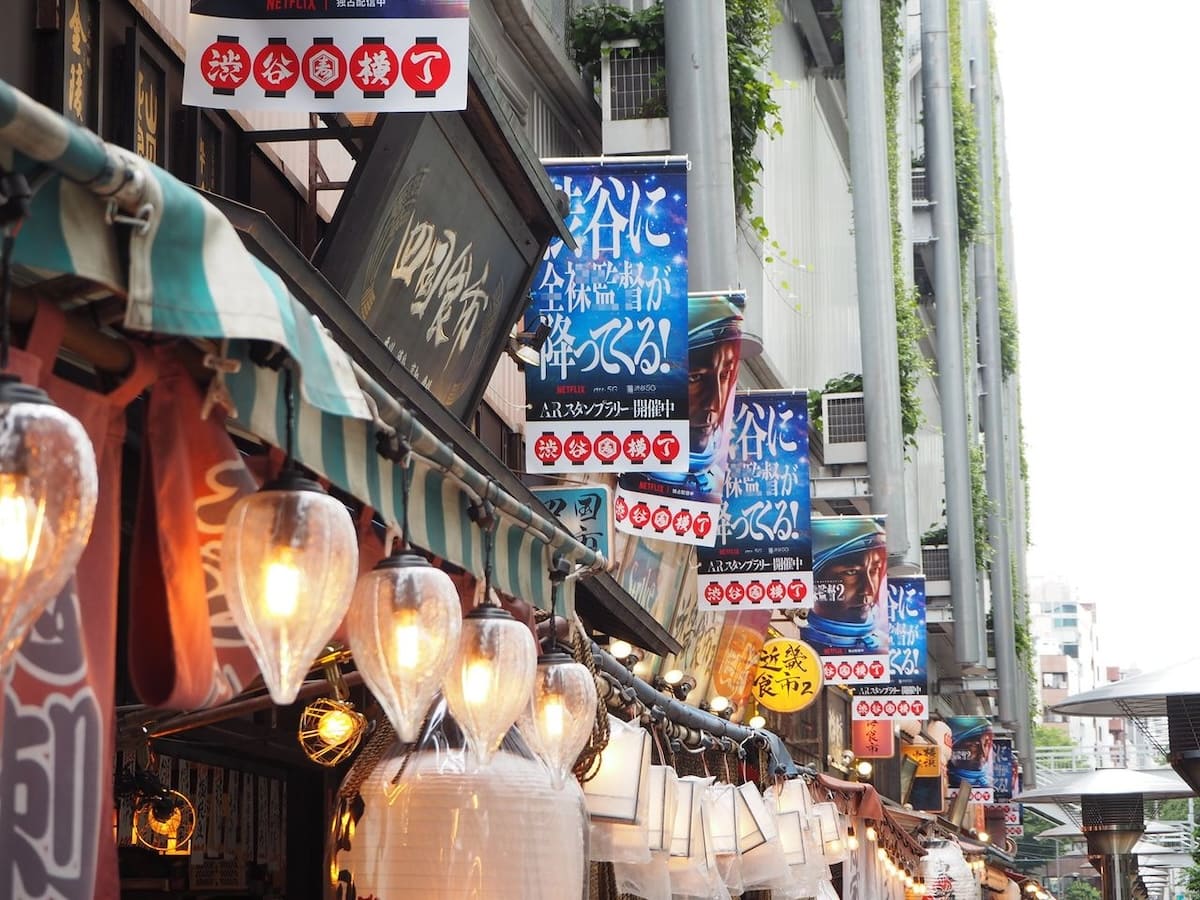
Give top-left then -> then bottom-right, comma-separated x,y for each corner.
851,574 -> 929,720
613,291 -> 746,547
184,0 -> 470,112
696,391 -> 812,610
526,158 -> 690,477
992,736 -> 1016,801
530,485 -> 612,561
804,516 -> 890,685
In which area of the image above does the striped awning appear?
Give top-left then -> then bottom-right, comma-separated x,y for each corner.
224,344 -> 554,608
0,78 -> 367,421
0,76 -> 607,608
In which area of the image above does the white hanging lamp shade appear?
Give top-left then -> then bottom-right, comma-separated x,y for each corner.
221,473 -> 358,704
584,714 -> 653,863
0,377 -> 97,670
336,724 -> 589,898
347,551 -> 462,742
646,765 -> 679,853
810,801 -> 847,863
519,649 -> 597,788
442,603 -> 536,767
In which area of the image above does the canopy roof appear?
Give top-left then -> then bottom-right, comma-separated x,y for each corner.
1053,658 -> 1200,718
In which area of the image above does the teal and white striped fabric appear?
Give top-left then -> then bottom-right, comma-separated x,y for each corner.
225,346 -> 551,610
0,78 -> 368,421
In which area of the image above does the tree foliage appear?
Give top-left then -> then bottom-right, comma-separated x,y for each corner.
1063,882 -> 1100,900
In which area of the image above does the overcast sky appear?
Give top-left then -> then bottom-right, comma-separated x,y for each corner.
991,1 -> 1200,671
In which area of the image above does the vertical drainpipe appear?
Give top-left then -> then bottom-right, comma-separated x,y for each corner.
920,0 -> 982,666
843,0 -> 912,569
663,0 -> 739,293
970,0 -> 1017,727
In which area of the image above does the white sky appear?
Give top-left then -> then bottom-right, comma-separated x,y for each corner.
991,1 -> 1200,671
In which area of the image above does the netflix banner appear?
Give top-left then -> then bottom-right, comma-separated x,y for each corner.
613,291 -> 745,547
526,158 -> 690,480
183,0 -> 469,113
804,516 -> 889,685
851,574 -> 929,720
697,390 -> 812,611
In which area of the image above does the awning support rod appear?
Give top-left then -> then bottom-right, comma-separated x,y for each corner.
591,644 -> 803,779
352,361 -> 608,575
0,79 -> 151,216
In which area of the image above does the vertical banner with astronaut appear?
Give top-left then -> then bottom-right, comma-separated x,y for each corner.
851,574 -> 929,720
696,390 -> 812,609
613,291 -> 746,547
946,716 -> 995,803
804,516 -> 890,685
525,159 -> 690,478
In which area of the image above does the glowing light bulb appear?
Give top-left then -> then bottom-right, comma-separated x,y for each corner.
393,617 -> 421,670
829,838 -> 843,854
463,659 -> 495,706
877,847 -> 887,861
0,475 -> 33,563
609,639 -> 632,659
317,708 -> 358,746
709,695 -> 730,713
846,831 -> 859,851
866,825 -> 878,842
264,549 -> 301,618
539,697 -> 565,739
977,830 -> 989,843
748,714 -> 766,730
663,668 -> 684,685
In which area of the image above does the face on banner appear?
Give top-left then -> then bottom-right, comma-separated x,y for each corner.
946,716 -> 995,799
614,292 -> 745,547
805,516 -> 889,684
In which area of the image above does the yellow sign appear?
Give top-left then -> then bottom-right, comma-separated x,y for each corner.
902,743 -> 941,777
751,638 -> 822,713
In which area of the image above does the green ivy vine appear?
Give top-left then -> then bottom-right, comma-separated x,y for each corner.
807,372 -> 864,436
947,0 -> 981,253
566,0 -> 781,216
881,0 -> 929,447
970,442 -> 993,569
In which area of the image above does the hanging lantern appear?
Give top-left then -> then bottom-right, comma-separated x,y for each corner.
221,472 -> 358,704
335,710 -> 589,899
520,648 -> 597,788
132,790 -> 196,856
584,715 -> 653,864
347,550 -> 461,742
646,765 -> 679,853
0,377 -> 97,670
810,801 -> 847,863
443,602 -> 536,767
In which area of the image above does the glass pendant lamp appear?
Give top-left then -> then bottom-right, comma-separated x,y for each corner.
221,367 -> 358,704
442,516 -> 535,767
0,208 -> 98,670
347,458 -> 462,742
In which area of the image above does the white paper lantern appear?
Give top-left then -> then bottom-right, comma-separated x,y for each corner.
584,715 -> 652,863
810,801 -> 847,863
646,765 -> 679,853
338,744 -> 588,899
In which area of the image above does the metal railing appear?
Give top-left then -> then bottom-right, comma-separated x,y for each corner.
912,167 -> 929,203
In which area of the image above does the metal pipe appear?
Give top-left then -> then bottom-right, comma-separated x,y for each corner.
352,360 -> 608,575
843,0 -> 912,568
969,0 -> 1016,726
663,0 -> 739,294
591,645 -> 803,778
920,0 -> 982,666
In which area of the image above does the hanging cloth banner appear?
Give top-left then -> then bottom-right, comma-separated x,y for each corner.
696,390 -> 812,609
851,574 -> 929,720
0,303 -> 156,900
613,291 -> 745,547
526,158 -> 690,478
945,716 -> 995,804
992,737 -> 1015,802
183,0 -> 470,112
803,516 -> 890,685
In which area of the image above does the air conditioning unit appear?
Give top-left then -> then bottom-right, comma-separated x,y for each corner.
600,38 -> 670,154
820,391 -> 867,465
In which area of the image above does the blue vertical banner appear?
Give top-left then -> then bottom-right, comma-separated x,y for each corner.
695,391 -> 812,610
992,737 -> 1016,801
805,516 -> 890,685
946,716 -> 995,803
852,575 -> 929,720
613,291 -> 746,547
526,159 -> 690,476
